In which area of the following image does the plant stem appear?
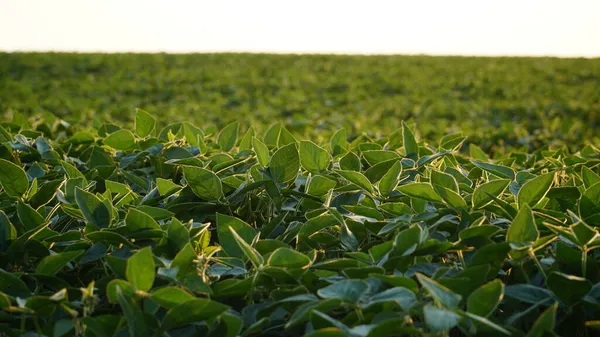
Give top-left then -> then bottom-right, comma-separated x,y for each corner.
529,250 -> 547,281
457,250 -> 466,269
518,262 -> 531,284
582,248 -> 588,278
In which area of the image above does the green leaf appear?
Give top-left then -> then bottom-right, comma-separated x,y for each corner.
0,158 -> 29,198
335,170 -> 373,193
467,279 -> 504,317
472,179 -> 511,209
106,279 -> 137,304
397,183 -> 442,202
393,224 -> 422,256
517,172 -> 554,208
471,160 -> 515,180
582,166 -> 600,189
430,170 -> 458,192
17,201 -> 45,230
103,129 -> 135,150
580,182 -> 600,224
300,140 -> 331,173
117,286 -> 147,337
126,247 -> 155,291
547,272 -> 592,306
216,213 -> 256,258
151,287 -> 195,309
330,128 -> 347,157
363,287 -> 416,310
36,250 -> 84,275
171,243 -> 196,277
182,166 -> 224,201
434,184 -> 467,209
423,304 -> 461,332
339,151 -> 361,171
379,160 -> 402,196
469,143 -> 489,160
267,248 -> 312,269
252,136 -> 270,168
217,122 -> 238,151
402,121 -> 418,158
269,143 -> 300,184
161,298 -> 229,330
230,228 -> 262,268
416,273 -> 462,308
125,208 -> 161,232
307,175 -> 337,196
75,187 -> 112,229
506,204 -> 539,245
156,178 -> 181,196
0,210 -> 16,246
135,108 -> 156,137
526,302 -> 558,337
317,279 -> 369,303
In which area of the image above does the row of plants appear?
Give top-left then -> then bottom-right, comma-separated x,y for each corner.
1,110 -> 599,336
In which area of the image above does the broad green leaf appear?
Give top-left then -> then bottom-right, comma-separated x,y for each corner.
269,143 -> 300,184
526,302 -> 558,337
230,228 -> 263,268
36,250 -> 84,275
268,247 -> 312,269
217,122 -> 238,151
307,175 -> 337,196
0,158 -> 29,198
336,170 -> 373,193
379,160 -> 402,196
471,160 -> 515,180
117,286 -> 147,337
75,187 -> 112,229
182,166 -> 224,201
467,279 -> 504,317
106,279 -> 137,304
582,166 -> 600,189
397,183 -> 442,202
472,179 -> 511,209
547,272 -> 592,306
339,151 -> 361,171
151,287 -> 195,309
135,108 -> 156,137
506,204 -> 539,245
402,121 -> 418,158
216,213 -> 256,258
161,298 -> 229,330
431,170 -> 458,192
17,201 -> 45,230
171,243 -> 196,277
103,129 -> 135,150
423,304 -> 461,332
469,144 -> 489,160
317,279 -> 369,303
300,140 -> 331,173
0,210 -> 16,245
125,208 -> 161,231
393,224 -> 422,256
239,127 -> 254,151
156,178 -> 181,196
416,273 -> 462,309
330,128 -> 347,157
252,137 -> 270,168
580,182 -> 600,224
517,172 -> 554,208
126,247 -> 155,291
434,184 -> 467,209
364,287 -> 416,310
182,122 -> 204,148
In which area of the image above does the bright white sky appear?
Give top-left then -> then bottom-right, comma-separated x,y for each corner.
1,0 -> 599,56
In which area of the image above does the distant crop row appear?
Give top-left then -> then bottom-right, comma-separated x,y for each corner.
1,53 -> 599,152
0,109 -> 599,336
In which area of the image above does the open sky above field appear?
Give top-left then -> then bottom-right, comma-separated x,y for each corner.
1,0 -> 599,57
